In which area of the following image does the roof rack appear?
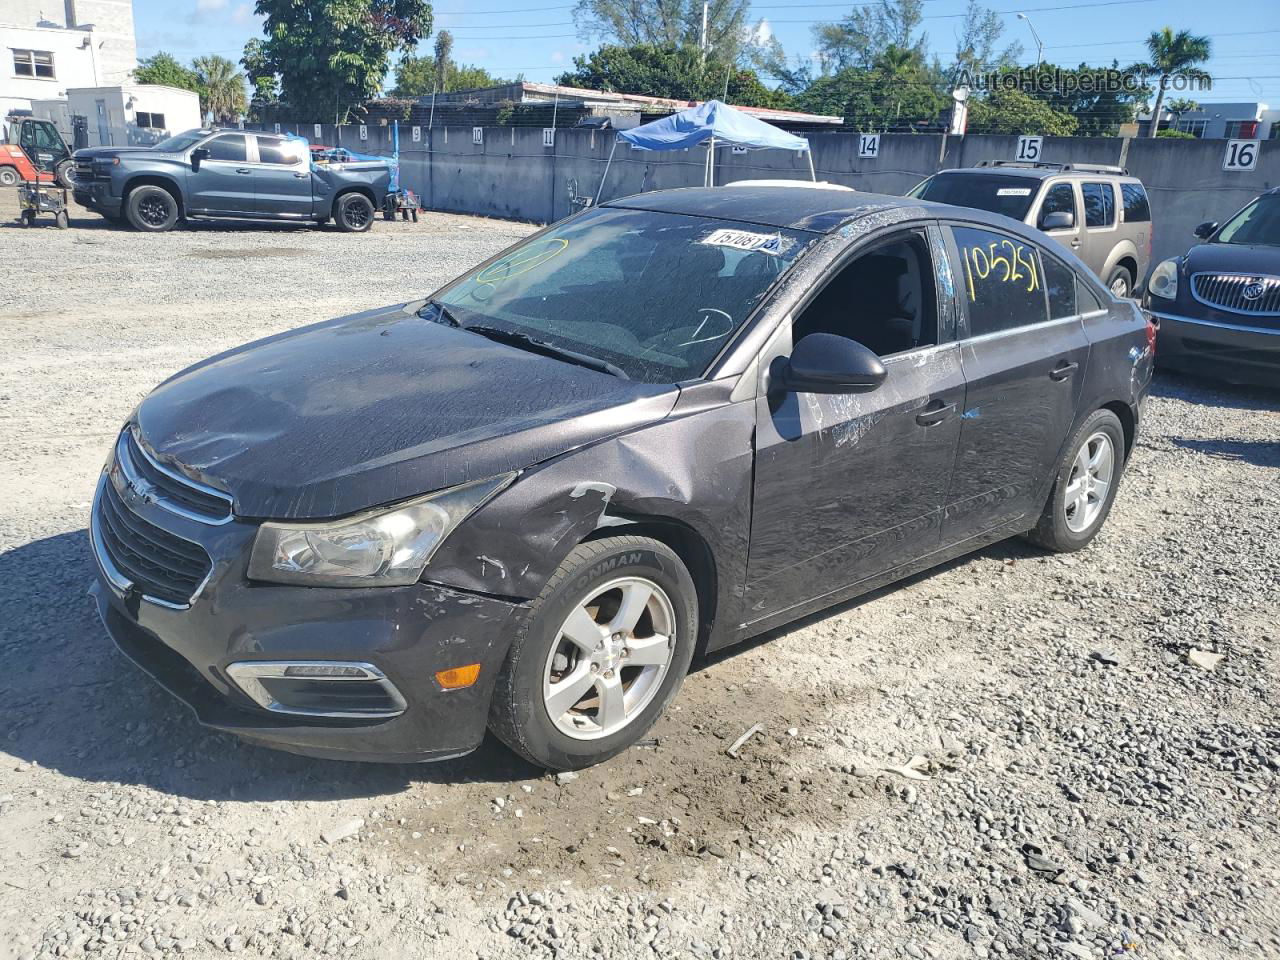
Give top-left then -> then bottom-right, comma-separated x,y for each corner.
975,160 -> 1129,175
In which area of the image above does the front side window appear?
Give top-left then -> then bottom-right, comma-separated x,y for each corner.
1038,183 -> 1077,229
13,49 -> 55,79
793,231 -> 938,356
953,225 -> 1048,336
1120,183 -> 1150,223
1215,194 -> 1280,247
430,208 -> 814,383
205,134 -> 247,162
1082,182 -> 1115,228
910,173 -> 1040,221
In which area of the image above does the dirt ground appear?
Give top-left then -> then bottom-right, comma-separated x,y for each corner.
0,195 -> 1277,960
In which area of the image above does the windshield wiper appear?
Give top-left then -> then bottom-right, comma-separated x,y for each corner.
418,299 -> 464,328
462,325 -> 629,379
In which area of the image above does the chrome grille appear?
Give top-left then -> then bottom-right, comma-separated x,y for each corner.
93,479 -> 214,608
1191,273 -> 1280,317
117,430 -> 233,524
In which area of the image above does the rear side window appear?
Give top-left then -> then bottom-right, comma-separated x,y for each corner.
1038,183 -> 1077,229
1120,183 -> 1150,222
1041,255 -> 1078,319
258,138 -> 306,165
953,225 -> 1048,336
1082,182 -> 1115,228
205,135 -> 246,162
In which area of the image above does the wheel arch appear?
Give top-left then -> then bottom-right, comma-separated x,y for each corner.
585,515 -> 719,656
334,185 -> 377,208
1100,399 -> 1136,460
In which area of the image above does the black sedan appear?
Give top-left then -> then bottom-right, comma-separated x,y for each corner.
89,185 -> 1155,770
1144,187 -> 1280,386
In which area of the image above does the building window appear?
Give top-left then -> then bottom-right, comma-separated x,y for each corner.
13,49 -> 55,79
135,112 -> 166,129
1177,119 -> 1207,137
1223,120 -> 1259,139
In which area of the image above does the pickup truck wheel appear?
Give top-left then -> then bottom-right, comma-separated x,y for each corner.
126,185 -> 179,232
335,192 -> 374,233
0,166 -> 19,187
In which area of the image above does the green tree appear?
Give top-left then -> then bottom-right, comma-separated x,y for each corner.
998,62 -> 1143,136
390,53 -> 504,96
432,29 -> 453,93
951,0 -> 1021,76
795,44 -> 945,130
1134,27 -> 1211,138
251,0 -> 433,122
556,43 -> 789,108
192,55 -> 248,123
241,38 -> 279,120
966,86 -> 1078,136
1165,96 -> 1200,133
573,0 -> 752,62
134,52 -> 201,92
814,0 -> 927,72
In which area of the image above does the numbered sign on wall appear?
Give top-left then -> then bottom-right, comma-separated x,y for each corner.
313,123 -> 322,140
359,124 -> 368,141
542,128 -> 555,148
1223,139 -> 1259,171
412,125 -> 421,143
858,134 -> 880,158
1015,135 -> 1043,162
730,144 -> 749,155
273,122 -> 281,134
472,127 -> 484,145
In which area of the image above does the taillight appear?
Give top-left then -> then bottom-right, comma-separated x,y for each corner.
1146,313 -> 1158,353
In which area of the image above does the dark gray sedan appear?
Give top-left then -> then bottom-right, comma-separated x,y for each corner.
89,185 -> 1154,770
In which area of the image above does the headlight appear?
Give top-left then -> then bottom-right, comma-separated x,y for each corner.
247,474 -> 512,587
1148,258 -> 1179,301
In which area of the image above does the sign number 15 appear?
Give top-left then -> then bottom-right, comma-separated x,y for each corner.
1015,136 -> 1043,162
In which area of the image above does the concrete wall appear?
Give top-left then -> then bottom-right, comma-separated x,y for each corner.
256,122 -> 1279,269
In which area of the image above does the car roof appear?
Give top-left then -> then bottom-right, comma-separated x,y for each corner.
934,164 -> 1141,183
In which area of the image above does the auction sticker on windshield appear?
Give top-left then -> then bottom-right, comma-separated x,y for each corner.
701,228 -> 788,255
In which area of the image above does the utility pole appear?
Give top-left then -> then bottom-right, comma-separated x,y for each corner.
700,2 -> 709,68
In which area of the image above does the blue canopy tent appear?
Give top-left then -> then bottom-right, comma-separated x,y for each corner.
595,99 -> 815,204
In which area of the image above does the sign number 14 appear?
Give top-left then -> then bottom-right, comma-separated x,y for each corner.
858,134 -> 880,158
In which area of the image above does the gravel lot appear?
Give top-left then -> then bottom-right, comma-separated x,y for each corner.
0,199 -> 1277,960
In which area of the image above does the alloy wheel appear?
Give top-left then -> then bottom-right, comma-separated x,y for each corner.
542,576 -> 676,740
1063,431 -> 1114,533
1110,275 -> 1130,298
138,195 -> 171,227
343,200 -> 371,230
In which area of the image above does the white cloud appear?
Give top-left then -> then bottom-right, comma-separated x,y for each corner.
195,0 -> 227,12
550,50 -> 566,64
230,2 -> 253,25
749,18 -> 773,45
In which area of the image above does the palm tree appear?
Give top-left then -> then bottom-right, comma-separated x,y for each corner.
1166,97 -> 1201,135
874,44 -> 924,131
192,55 -> 248,124
1137,27 -> 1211,138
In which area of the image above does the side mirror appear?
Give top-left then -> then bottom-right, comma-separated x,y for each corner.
1194,221 -> 1217,240
777,333 -> 887,394
1040,210 -> 1074,231
190,147 -> 209,172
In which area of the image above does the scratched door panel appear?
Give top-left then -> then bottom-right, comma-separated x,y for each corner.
744,343 -> 965,625
943,224 -> 1090,544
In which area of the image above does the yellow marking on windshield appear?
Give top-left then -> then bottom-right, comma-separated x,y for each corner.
475,238 -> 569,285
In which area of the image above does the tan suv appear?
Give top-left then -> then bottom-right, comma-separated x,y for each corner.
908,162 -> 1152,298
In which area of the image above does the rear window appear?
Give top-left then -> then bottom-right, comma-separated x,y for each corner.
1120,183 -> 1150,223
1082,182 -> 1116,228
910,173 -> 1040,221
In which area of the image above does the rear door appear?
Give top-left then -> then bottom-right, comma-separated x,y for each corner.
251,135 -> 314,218
188,134 -> 255,214
1079,181 -> 1118,277
941,222 -> 1091,545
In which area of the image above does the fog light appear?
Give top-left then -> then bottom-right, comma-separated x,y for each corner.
226,660 -> 407,718
435,663 -> 481,690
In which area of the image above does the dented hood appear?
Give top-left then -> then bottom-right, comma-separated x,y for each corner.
135,305 -> 678,520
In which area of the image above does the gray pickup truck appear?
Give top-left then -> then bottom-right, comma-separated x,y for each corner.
73,128 -> 392,233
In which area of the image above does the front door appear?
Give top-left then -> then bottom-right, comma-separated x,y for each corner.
744,227 -> 966,626
941,222 -> 1091,544
188,134 -> 255,215
1037,180 -> 1083,261
251,135 -> 314,217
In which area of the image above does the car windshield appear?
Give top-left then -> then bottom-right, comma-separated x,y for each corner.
151,130 -> 207,153
909,173 -> 1040,220
429,207 -> 814,383
1214,194 -> 1280,247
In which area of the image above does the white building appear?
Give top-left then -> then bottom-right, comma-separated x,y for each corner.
33,83 -> 199,146
1,0 -> 137,117
1138,101 -> 1278,139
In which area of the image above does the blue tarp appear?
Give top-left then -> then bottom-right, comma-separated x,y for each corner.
617,100 -> 810,152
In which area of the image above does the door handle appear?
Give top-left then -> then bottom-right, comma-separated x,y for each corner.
235,167 -> 251,174
1069,238 -> 1082,248
292,171 -> 308,178
1049,361 -> 1079,381
916,400 -> 956,426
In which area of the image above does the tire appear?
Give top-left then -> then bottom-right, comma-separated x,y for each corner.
1024,408 -> 1126,553
55,159 -> 75,189
334,192 -> 374,232
489,536 -> 698,771
0,166 -> 19,187
126,185 -> 179,232
55,210 -> 69,229
1106,266 -> 1132,299
20,210 -> 34,227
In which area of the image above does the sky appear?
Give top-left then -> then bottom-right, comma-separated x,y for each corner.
134,0 -> 1280,108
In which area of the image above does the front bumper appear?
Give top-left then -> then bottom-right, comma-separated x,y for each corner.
90,471 -> 527,763
1149,308 -> 1280,388
73,181 -> 122,217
